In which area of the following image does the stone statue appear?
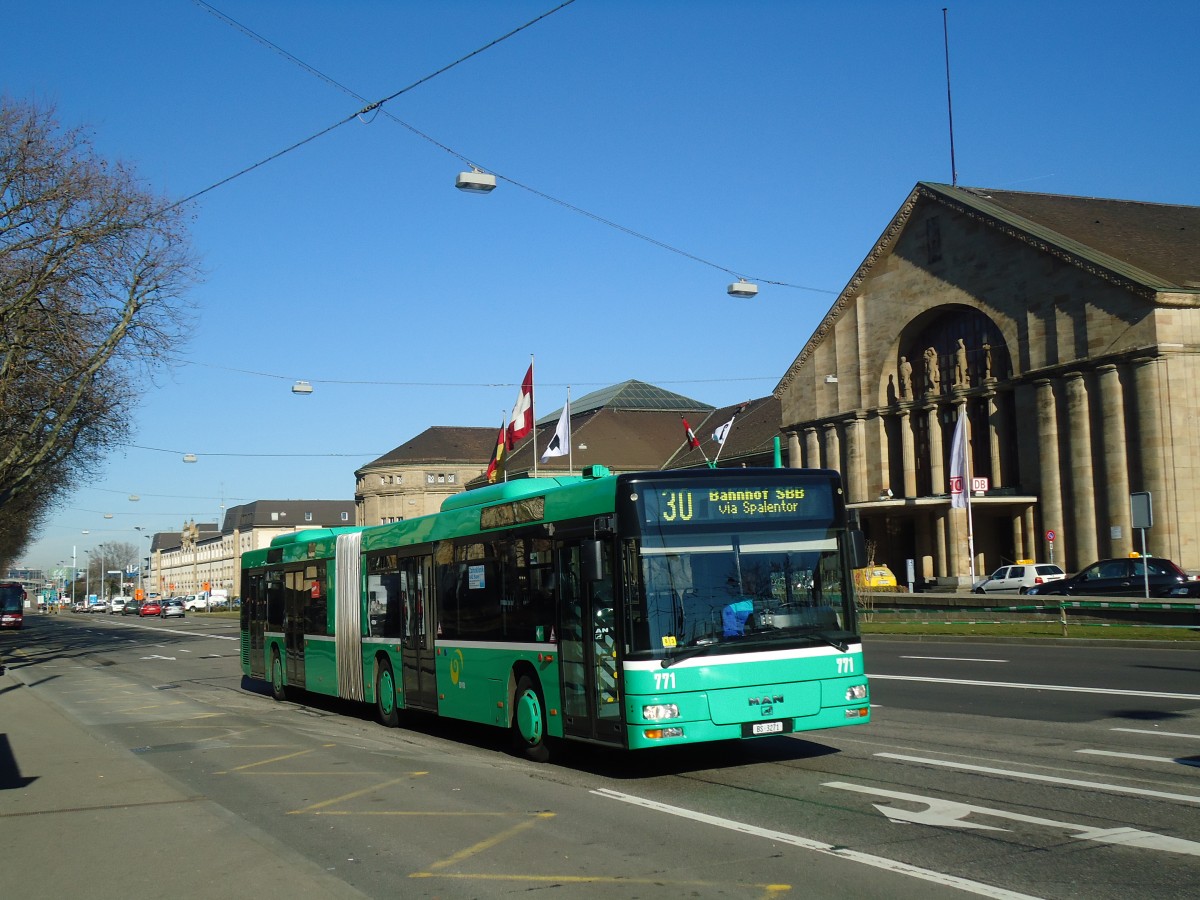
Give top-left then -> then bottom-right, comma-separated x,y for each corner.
924,347 -> 940,394
954,338 -> 968,387
899,356 -> 913,398
983,342 -> 993,379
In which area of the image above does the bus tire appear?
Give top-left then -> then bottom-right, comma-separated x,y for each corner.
376,658 -> 399,728
270,649 -> 288,702
511,674 -> 550,762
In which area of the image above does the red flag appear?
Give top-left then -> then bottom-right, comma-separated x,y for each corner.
506,365 -> 534,446
485,423 -> 506,484
682,416 -> 701,449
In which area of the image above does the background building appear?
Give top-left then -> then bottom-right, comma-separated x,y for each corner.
776,182 -> 1200,586
148,501 -> 354,599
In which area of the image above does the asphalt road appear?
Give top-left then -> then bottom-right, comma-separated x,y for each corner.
3,614 -> 1198,899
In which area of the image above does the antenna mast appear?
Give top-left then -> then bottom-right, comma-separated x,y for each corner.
943,8 -> 958,187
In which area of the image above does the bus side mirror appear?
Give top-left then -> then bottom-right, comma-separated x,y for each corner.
582,539 -> 604,583
848,529 -> 868,570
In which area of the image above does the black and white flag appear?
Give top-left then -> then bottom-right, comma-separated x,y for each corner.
540,396 -> 571,462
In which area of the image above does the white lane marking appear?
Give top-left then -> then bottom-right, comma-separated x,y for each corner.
824,782 -> 1200,857
140,654 -> 176,661
1111,727 -> 1200,740
900,656 -> 1008,662
105,620 -> 238,641
1078,749 -> 1200,767
592,787 -> 1042,900
868,673 -> 1200,701
876,753 -> 1200,804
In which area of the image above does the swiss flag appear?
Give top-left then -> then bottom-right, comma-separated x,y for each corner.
507,364 -> 534,446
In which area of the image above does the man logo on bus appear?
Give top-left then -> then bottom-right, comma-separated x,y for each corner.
749,694 -> 783,706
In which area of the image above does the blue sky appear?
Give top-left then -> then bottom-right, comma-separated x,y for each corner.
9,0 -> 1198,574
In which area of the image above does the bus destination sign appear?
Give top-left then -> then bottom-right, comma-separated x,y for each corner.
639,482 -> 831,525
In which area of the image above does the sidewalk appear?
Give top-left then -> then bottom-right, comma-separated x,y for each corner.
0,664 -> 366,900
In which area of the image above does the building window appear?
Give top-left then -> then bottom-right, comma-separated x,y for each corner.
427,473 -> 436,485
341,512 -> 349,521
447,473 -> 456,484
304,512 -> 313,522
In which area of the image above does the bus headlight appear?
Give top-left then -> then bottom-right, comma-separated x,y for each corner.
642,703 -> 680,721
845,684 -> 868,701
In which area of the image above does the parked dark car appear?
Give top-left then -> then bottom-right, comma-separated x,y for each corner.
1026,556 -> 1200,597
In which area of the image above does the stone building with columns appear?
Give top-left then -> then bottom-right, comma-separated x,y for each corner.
776,182 -> 1200,587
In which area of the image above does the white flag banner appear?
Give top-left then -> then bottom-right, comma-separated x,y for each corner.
948,409 -> 968,509
540,398 -> 571,462
712,417 -> 735,446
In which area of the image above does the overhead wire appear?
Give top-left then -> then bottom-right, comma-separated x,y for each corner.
186,0 -> 836,294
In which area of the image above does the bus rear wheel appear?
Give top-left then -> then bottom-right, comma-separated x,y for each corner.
270,649 -> 287,702
511,674 -> 549,762
376,658 -> 399,728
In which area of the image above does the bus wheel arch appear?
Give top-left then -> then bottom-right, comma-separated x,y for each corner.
510,667 -> 550,762
375,655 -> 399,728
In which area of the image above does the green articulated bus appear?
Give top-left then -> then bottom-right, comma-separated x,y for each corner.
240,465 -> 871,761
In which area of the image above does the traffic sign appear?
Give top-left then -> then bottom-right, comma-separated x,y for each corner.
1046,530 -> 1055,542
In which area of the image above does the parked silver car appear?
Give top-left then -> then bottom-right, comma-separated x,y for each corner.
973,563 -> 1065,595
160,598 -> 185,619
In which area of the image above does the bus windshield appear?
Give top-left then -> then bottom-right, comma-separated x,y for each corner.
631,530 -> 853,658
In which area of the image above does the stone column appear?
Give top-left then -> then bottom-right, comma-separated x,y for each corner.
986,391 -> 1004,488
1064,371 -> 1098,568
805,427 -> 821,469
934,508 -> 948,579
846,414 -> 868,503
823,422 -> 842,474
900,409 -> 917,498
875,415 -> 892,497
1131,358 -> 1174,559
1034,379 -> 1064,564
1011,513 -> 1024,565
927,405 -> 945,494
1097,364 -> 1131,556
1023,505 -> 1036,562
787,431 -> 802,469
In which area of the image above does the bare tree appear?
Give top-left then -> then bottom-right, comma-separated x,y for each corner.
0,97 -> 198,563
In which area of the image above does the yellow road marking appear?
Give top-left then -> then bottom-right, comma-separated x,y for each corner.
409,872 -> 790,893
218,748 -> 314,774
425,813 -> 554,872
287,776 -> 419,814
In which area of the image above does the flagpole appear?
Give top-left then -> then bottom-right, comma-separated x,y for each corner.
567,385 -> 573,474
965,421 -> 976,582
530,354 -> 537,480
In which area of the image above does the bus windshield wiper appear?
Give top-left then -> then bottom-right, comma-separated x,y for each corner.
795,627 -> 849,652
660,640 -> 717,668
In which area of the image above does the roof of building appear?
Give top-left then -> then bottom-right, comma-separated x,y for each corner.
538,379 -> 713,423
221,501 -> 355,532
150,524 -> 218,553
925,182 -> 1200,292
359,426 -> 499,471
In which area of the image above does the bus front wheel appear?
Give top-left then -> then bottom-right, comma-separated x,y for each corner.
376,658 -> 399,728
511,674 -> 549,762
270,649 -> 287,702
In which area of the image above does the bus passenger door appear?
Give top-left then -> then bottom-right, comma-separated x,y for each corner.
401,556 -> 438,711
246,573 -> 266,679
559,541 -> 624,745
284,569 -> 307,689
